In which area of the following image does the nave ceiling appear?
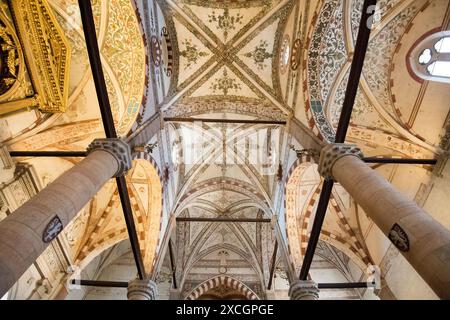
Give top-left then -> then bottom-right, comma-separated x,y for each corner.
0,0 -> 449,300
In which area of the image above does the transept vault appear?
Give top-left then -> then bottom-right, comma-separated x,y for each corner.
0,0 -> 449,301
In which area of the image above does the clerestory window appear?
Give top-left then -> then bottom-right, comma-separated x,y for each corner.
410,31 -> 450,83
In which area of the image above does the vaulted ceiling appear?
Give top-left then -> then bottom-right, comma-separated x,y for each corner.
2,0 -> 449,300
155,0 -> 292,117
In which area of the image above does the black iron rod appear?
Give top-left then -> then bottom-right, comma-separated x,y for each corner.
318,282 -> 372,289
70,279 -> 128,288
116,176 -> 146,279
335,0 -> 378,143
363,157 -> 437,165
267,241 -> 278,290
299,179 -> 334,280
9,151 -> 87,157
176,217 -> 272,223
79,0 -> 146,280
78,0 -> 117,138
299,0 -> 377,281
168,240 -> 178,289
164,117 -> 286,125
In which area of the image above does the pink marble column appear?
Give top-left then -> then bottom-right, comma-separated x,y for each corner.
319,144 -> 450,299
0,139 -> 132,298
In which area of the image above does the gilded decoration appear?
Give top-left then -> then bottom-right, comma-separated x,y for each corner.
0,18 -> 19,96
103,0 -> 146,135
0,1 -> 35,110
9,0 -> 71,113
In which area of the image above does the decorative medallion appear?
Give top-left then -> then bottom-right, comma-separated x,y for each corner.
180,39 -> 209,69
151,35 -> 162,67
388,223 -> 410,252
243,40 -> 273,70
43,215 -> 63,243
290,39 -> 302,71
208,9 -> 243,43
210,68 -> 241,95
279,35 -> 290,74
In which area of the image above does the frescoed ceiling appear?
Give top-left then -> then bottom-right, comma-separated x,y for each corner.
1,0 -> 147,144
2,0 -> 449,300
159,0 -> 295,115
302,0 -> 449,158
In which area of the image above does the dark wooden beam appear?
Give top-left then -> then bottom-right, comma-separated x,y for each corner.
78,0 -> 145,280
363,157 -> 437,165
70,279 -> 128,288
168,240 -> 177,289
9,151 -> 87,157
176,217 -> 272,223
318,282 -> 373,289
164,117 -> 286,125
299,0 -> 377,281
267,240 -> 278,290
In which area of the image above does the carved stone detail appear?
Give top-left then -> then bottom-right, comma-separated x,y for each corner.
87,138 -> 132,177
318,143 -> 364,180
289,280 -> 319,300
127,279 -> 158,300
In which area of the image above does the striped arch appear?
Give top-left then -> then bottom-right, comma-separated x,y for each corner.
285,155 -> 317,269
75,158 -> 163,277
284,157 -> 371,273
129,159 -> 163,275
185,275 -> 259,301
132,151 -> 164,182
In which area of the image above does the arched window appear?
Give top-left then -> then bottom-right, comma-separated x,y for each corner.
410,31 -> 450,83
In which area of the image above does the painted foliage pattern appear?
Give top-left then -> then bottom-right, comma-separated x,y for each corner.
308,0 -> 420,140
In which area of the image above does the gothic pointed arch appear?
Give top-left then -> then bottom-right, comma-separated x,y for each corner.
185,275 -> 259,300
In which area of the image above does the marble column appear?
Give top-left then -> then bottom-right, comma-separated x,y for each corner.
289,280 -> 319,300
127,279 -> 158,300
169,288 -> 182,300
0,138 -> 132,298
319,144 -> 450,299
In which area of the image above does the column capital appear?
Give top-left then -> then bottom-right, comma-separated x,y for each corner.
318,143 -> 364,180
289,280 -> 319,300
0,144 -> 15,184
127,279 -> 158,300
87,138 -> 132,177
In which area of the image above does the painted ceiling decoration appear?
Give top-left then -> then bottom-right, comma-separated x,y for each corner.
2,0 -> 449,301
158,0 -> 295,115
304,0 -> 443,156
164,97 -> 286,120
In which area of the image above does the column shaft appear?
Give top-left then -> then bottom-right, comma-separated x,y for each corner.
332,155 -> 450,299
0,149 -> 118,297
